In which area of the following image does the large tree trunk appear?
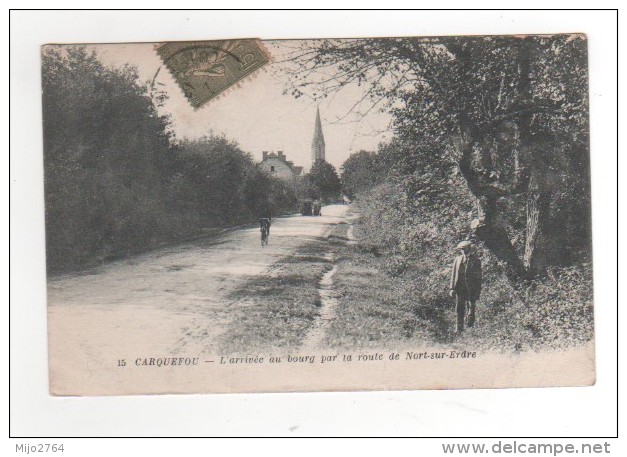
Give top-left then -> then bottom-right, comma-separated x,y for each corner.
454,39 -> 550,282
457,136 -> 527,281
517,40 -> 551,276
471,195 -> 526,281
523,166 -> 551,275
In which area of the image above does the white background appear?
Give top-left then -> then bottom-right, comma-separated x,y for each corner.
7,4 -> 621,450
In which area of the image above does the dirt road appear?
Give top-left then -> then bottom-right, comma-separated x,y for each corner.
47,205 -> 351,393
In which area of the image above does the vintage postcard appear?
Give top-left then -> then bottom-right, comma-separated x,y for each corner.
43,35 -> 594,396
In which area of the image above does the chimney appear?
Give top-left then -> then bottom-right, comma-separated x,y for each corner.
262,151 -> 268,159
278,151 -> 285,160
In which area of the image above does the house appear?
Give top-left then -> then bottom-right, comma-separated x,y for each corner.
259,151 -> 303,179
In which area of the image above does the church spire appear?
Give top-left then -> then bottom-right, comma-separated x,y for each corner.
311,106 -> 326,164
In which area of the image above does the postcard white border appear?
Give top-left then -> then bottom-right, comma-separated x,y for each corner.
9,7 -> 619,439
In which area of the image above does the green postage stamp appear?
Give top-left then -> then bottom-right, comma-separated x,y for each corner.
157,39 -> 270,108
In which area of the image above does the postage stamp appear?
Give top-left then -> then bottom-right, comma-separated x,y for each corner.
156,39 -> 270,108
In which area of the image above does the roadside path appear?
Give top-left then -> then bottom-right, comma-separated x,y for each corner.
47,205 -> 350,393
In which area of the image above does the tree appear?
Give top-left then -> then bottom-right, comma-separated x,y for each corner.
42,46 -> 175,270
340,150 -> 380,199
285,35 -> 589,280
173,136 -> 256,224
306,159 -> 342,201
42,46 -> 301,272
171,135 -> 300,224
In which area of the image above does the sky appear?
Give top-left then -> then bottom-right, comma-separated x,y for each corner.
94,40 -> 393,172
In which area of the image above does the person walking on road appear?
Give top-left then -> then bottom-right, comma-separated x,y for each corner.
449,240 -> 482,334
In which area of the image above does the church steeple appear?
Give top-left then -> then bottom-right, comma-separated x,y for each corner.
311,106 -> 326,164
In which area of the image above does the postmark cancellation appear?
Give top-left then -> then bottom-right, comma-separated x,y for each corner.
156,39 -> 270,108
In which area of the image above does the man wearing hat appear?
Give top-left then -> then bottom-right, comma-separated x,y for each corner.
449,240 -> 482,334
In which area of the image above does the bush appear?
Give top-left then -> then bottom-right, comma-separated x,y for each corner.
521,263 -> 594,347
42,47 -> 300,273
347,138 -> 593,351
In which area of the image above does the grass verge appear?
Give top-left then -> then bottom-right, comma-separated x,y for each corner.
218,241 -> 334,354
327,217 -> 594,353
